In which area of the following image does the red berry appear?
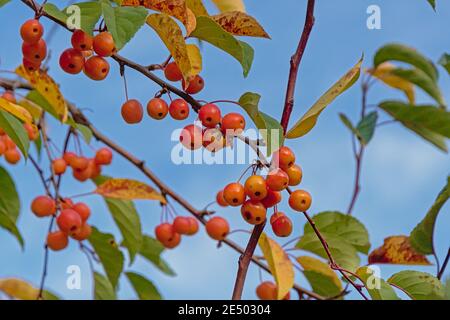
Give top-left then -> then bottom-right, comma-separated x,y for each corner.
173,216 -> 191,235
186,217 -> 199,236
288,190 -> 312,212
22,58 -> 41,72
59,48 -> 85,74
22,39 -> 47,63
182,75 -> 204,94
63,152 -> 77,165
205,217 -> 229,241
272,146 -> 296,170
270,211 -> 285,224
84,55 -> 110,81
223,182 -> 245,207
169,99 -> 190,120
155,223 -> 181,249
31,195 -> 56,217
71,156 -> 88,171
271,213 -> 292,237
241,200 -> 267,225
147,98 -> 169,120
266,169 -> 289,192
71,223 -> 92,241
256,282 -> 290,300
57,209 -> 82,234
244,175 -> 268,201
216,190 -> 229,207
286,164 -> 302,186
5,148 -> 21,164
179,124 -> 203,150
121,99 -> 143,124
20,19 -> 44,44
72,202 -> 91,222
47,231 -> 69,251
261,189 -> 282,208
52,158 -> 67,175
221,113 -> 245,134
198,103 -> 221,128
71,29 -> 93,51
164,62 -> 183,82
93,32 -> 115,57
95,147 -> 113,165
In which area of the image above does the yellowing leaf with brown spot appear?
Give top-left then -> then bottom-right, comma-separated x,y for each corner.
15,65 -> 68,122
122,0 -> 197,35
95,178 -> 166,203
186,0 -> 208,16
367,62 -> 415,104
258,233 -> 294,299
211,0 -> 245,13
297,256 -> 342,289
0,278 -> 39,300
0,97 -> 33,124
368,235 -> 431,265
146,13 -> 201,80
212,11 -> 270,38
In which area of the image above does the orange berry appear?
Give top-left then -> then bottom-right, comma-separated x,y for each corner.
23,123 -> 38,140
147,98 -> 168,120
173,216 -> 191,235
63,152 -> 76,165
72,202 -> 90,222
71,156 -> 88,171
95,147 -> 113,165
271,214 -> 292,237
179,124 -> 203,150
1,91 -> 17,103
205,217 -> 229,241
3,136 -> 15,149
244,175 -> 268,201
31,195 -> 56,217
266,168 -> 289,192
59,198 -> 74,210
256,281 -> 277,300
199,103 -> 221,128
92,32 -> 115,57
241,200 -> 267,225
71,223 -> 92,241
223,182 -> 245,207
164,62 -> 182,82
47,231 -> 69,251
186,217 -> 199,236
52,158 -> 67,175
286,164 -> 302,186
22,58 -> 41,72
84,55 -> 110,80
272,146 -> 295,170
269,211 -> 285,224
5,148 -> 21,164
182,75 -> 204,94
57,209 -> 82,233
89,159 -> 102,179
169,99 -> 190,120
71,29 -> 93,51
20,19 -> 43,44
59,48 -> 85,74
22,39 -> 47,63
155,223 -> 181,249
216,190 -> 229,207
261,189 -> 282,208
72,166 -> 92,182
288,190 -> 312,212
221,113 -> 245,134
121,99 -> 143,124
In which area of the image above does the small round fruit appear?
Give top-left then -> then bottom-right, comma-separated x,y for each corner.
95,147 -> 113,165
173,216 -> 191,235
93,32 -> 115,57
59,198 -> 74,210
1,91 -> 16,103
22,58 -> 41,72
5,148 -> 21,164
23,123 -> 38,140
20,19 -> 44,44
47,231 -> 69,251
73,166 -> 91,182
59,48 -> 85,74
221,113 -> 245,134
256,282 -> 289,300
71,29 -> 93,51
121,99 -> 143,124
198,103 -> 221,128
22,39 -> 47,63
205,217 -> 229,241
286,164 -> 302,186
70,156 -> 88,171
147,98 -> 168,120
169,99 -> 189,120
186,217 -> 199,236
261,189 -> 282,208
223,182 -> 245,207
52,158 -> 67,175
288,190 -> 312,212
179,125 -> 203,150
72,202 -> 91,222
164,62 -> 182,82
216,190 -> 229,207
84,55 -> 110,80
182,75 -> 204,94
202,128 -> 226,152
63,151 -> 77,165
155,223 -> 181,249
266,169 -> 289,192
271,214 -> 292,237
269,211 -> 285,225
71,223 -> 92,241
244,175 -> 268,201
272,146 -> 296,170
57,209 -> 82,233
240,200 -> 267,225
31,195 -> 56,217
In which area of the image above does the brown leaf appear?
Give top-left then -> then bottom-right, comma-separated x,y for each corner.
95,178 -> 166,203
368,235 -> 431,265
212,11 -> 270,38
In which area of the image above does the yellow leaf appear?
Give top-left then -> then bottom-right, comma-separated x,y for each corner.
18,99 -> 44,120
211,0 -> 245,13
367,62 -> 415,104
95,178 -> 166,203
186,0 -> 209,16
212,11 -> 270,38
146,13 -> 201,80
15,65 -> 68,122
0,97 -> 33,124
258,232 -> 294,299
0,278 -> 39,300
286,58 -> 363,139
297,256 -> 342,289
368,235 -> 431,265
122,0 -> 197,35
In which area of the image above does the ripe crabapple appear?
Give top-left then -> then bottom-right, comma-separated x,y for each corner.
52,158 -> 67,175
92,32 -> 115,57
22,58 -> 41,72
244,175 -> 268,201
164,62 -> 183,82
286,164 -> 302,186
261,189 -> 282,208
272,146 -> 295,170
20,19 -> 43,44
205,217 -> 229,241
182,75 -> 204,94
72,202 -> 91,222
256,281 -> 290,300
223,182 -> 246,206
46,231 -> 69,251
269,211 -> 285,224
288,190 -> 312,212
84,55 -> 110,81
23,123 -> 38,140
179,124 -> 203,150
198,103 -> 221,128
63,151 -> 76,165
71,223 -> 92,241
57,209 -> 82,233
95,147 -> 113,165
5,148 -> 21,164
241,200 -> 267,225
186,217 -> 199,236
271,214 -> 292,237
216,190 -> 229,207
155,223 -> 181,249
266,168 -> 289,192
173,216 -> 191,235
59,198 -> 74,210
121,99 -> 143,124
147,98 -> 169,120
70,156 -> 88,171
169,99 -> 190,120
221,113 -> 246,134
22,39 -> 47,63
59,48 -> 85,74
31,195 -> 56,217
71,29 -> 93,51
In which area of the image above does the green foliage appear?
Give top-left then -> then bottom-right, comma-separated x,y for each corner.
340,112 -> 378,146
94,272 -> 117,300
388,271 -> 445,300
139,235 -> 176,276
427,0 -> 436,10
0,109 -> 29,157
126,272 -> 162,300
0,166 -> 23,247
439,53 -> 450,75
356,267 -> 399,300
0,0 -> 11,8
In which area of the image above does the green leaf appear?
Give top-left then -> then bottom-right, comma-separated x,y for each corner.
439,53 -> 450,75
44,2 -> 102,35
42,290 -> 60,300
286,58 -> 363,139
410,177 -> 450,255
427,0 -> 436,10
0,0 -> 11,8
339,113 -> 363,140
0,109 -> 29,158
388,271 -> 445,300
190,16 -> 254,77
0,166 -> 23,247
125,272 -> 162,300
25,90 -> 57,120
0,212 -> 24,248
186,0 -> 209,16
101,1 -> 148,50
94,272 -> 117,300
374,44 -> 438,82
356,111 -> 378,145
444,277 -> 450,300
93,176 -> 143,264
356,266 -> 400,300
66,118 -> 93,144
139,235 -> 176,276
379,101 -> 448,152
88,227 -> 124,288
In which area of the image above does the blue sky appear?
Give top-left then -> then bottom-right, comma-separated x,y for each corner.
0,0 -> 449,300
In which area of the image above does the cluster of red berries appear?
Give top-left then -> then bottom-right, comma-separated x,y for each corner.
59,30 -> 113,81
256,281 -> 290,300
31,196 -> 92,251
216,146 -> 311,238
155,216 -> 199,249
164,62 -> 205,95
54,147 -> 113,182
20,19 -> 46,72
